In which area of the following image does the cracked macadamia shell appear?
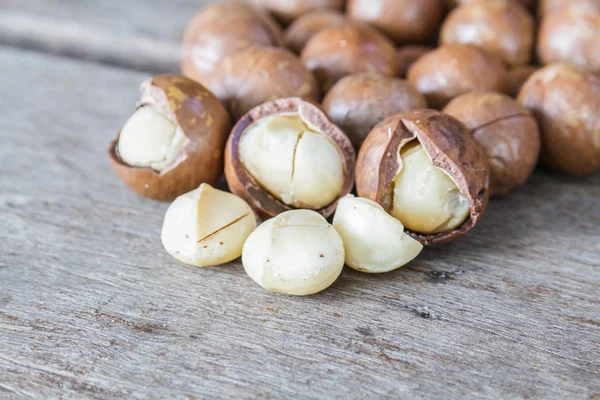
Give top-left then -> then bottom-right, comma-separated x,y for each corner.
283,10 -> 348,54
181,2 -> 283,86
251,0 -> 345,25
443,92 -> 541,196
161,184 -> 257,267
407,44 -> 509,109
356,109 -> 489,245
507,65 -> 539,98
518,63 -> 600,175
322,73 -> 427,149
537,5 -> 600,73
396,46 -> 433,79
332,195 -> 423,273
347,0 -> 443,46
242,210 -> 345,296
301,24 -> 398,92
441,0 -> 534,67
225,97 -> 355,219
206,46 -> 319,121
108,75 -> 231,201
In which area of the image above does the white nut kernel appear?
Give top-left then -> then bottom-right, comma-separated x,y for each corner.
242,209 -> 345,295
332,195 -> 423,273
239,113 -> 345,209
161,183 -> 257,267
118,105 -> 186,172
391,142 -> 470,234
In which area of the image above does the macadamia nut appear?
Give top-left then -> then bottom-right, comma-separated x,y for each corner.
242,210 -> 345,295
239,113 -> 345,209
161,184 -> 257,267
332,195 -> 423,273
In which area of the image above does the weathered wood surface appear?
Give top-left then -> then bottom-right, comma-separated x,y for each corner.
0,45 -> 599,399
0,0 -> 226,72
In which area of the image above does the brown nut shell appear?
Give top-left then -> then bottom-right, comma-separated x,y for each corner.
518,63 -> 600,175
507,65 -> 539,97
283,10 -> 348,54
538,0 -> 600,15
206,47 -> 320,121
440,0 -> 534,67
181,2 -> 283,86
448,0 -> 537,11
108,75 -> 232,201
443,92 -> 541,196
322,73 -> 427,150
407,44 -> 509,109
396,46 -> 433,78
356,109 -> 490,245
225,97 -> 355,219
301,24 -> 398,92
537,6 -> 600,73
347,0 -> 444,46
251,0 -> 345,25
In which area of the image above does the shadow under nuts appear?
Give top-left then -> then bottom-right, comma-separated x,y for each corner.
108,75 -> 231,201
356,109 -> 489,245
251,0 -> 345,25
225,97 -> 355,219
443,92 -> 541,196
283,10 -> 348,54
518,63 -> 600,175
322,73 -> 427,150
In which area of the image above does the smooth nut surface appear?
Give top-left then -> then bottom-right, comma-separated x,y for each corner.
322,73 -> 427,150
448,0 -> 537,11
332,195 -> 423,273
301,24 -> 398,91
539,0 -> 600,15
225,97 -> 355,219
242,210 -> 345,296
109,75 -> 231,201
239,113 -> 345,209
440,0 -> 534,66
356,109 -> 489,245
161,184 -> 257,267
251,0 -> 345,25
283,10 -> 348,54
444,92 -> 541,196
518,63 -> 600,175
407,44 -> 508,109
347,0 -> 443,45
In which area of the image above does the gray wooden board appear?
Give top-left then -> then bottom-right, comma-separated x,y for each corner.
0,46 -> 599,399
0,0 -> 227,73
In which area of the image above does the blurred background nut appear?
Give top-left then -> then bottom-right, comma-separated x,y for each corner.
396,46 -> 433,78
443,92 -> 541,196
283,10 -> 348,54
206,46 -> 319,121
225,97 -> 355,219
447,0 -> 538,12
347,0 -> 443,46
251,0 -> 345,25
537,5 -> 600,73
108,75 -> 231,201
301,24 -> 398,92
161,184 -> 257,267
356,110 -> 489,245
332,195 -> 423,273
407,44 -> 508,109
518,63 -> 600,175
322,73 -> 427,150
538,0 -> 600,15
181,2 -> 283,86
507,65 -> 539,97
242,210 -> 345,296
440,0 -> 534,67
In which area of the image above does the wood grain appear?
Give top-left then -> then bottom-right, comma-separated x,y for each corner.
0,46 -> 599,399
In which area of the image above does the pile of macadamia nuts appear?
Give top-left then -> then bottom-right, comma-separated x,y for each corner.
108,0 -> 600,296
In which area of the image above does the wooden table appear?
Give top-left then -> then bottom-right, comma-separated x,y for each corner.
1,1 -> 599,398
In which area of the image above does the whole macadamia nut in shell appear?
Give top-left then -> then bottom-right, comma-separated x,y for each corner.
441,0 -> 534,67
284,10 -> 348,54
347,0 -> 444,46
181,2 -> 283,85
356,109 -> 489,245
407,44 -> 508,109
443,92 -> 541,196
518,63 -> 600,175
301,24 -> 398,91
108,75 -> 231,201
251,0 -> 345,25
322,73 -> 427,150
206,46 -> 319,121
